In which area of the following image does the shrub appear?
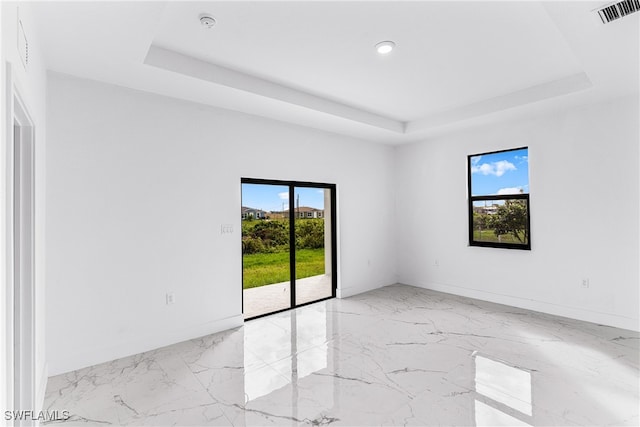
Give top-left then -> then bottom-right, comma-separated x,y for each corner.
295,219 -> 324,249
242,218 -> 326,253
252,220 -> 289,247
242,237 -> 265,254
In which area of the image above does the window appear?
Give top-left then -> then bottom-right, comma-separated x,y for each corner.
241,178 -> 337,319
468,147 -> 530,250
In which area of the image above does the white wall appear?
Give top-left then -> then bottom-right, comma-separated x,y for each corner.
44,61 -> 639,376
395,94 -> 639,331
0,2 -> 48,417
46,73 -> 397,375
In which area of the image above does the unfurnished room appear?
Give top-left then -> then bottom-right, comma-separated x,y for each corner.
1,1 -> 639,426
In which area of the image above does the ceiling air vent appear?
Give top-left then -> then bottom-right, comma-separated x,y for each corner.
594,0 -> 639,24
17,14 -> 29,69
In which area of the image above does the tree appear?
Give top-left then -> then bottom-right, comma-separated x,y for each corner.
473,212 -> 491,232
490,200 -> 528,243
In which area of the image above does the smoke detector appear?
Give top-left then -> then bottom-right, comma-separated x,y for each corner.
200,14 -> 216,29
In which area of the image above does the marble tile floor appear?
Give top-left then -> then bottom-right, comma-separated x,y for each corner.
43,284 -> 639,426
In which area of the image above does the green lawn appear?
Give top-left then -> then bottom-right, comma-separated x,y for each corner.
473,230 -> 528,244
243,248 -> 325,289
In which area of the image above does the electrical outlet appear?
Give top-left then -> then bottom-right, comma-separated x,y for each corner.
581,279 -> 590,289
166,292 -> 175,305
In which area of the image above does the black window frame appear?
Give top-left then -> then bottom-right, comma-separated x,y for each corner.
240,178 -> 338,320
467,147 -> 531,250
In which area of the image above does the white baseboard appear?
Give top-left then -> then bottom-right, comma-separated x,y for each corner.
337,281 -> 387,299
48,314 -> 244,376
410,281 -> 639,332
36,362 -> 48,412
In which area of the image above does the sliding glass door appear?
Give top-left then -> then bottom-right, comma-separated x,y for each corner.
241,179 -> 336,319
294,186 -> 333,306
241,183 -> 291,318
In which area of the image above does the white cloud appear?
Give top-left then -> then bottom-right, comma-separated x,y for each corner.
497,187 -> 523,195
278,192 -> 289,200
471,160 -> 516,177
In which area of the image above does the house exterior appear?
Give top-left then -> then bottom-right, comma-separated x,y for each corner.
241,207 -> 323,220
285,206 -> 324,219
473,204 -> 500,215
266,211 -> 287,220
241,206 -> 268,220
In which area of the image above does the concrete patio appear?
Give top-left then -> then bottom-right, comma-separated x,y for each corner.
243,274 -> 333,319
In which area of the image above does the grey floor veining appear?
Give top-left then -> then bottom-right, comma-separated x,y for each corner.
43,284 -> 639,426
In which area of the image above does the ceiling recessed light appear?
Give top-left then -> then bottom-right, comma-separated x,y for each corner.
375,41 -> 395,55
200,14 -> 216,29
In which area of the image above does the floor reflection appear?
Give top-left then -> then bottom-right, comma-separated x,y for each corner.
475,400 -> 531,427
474,352 -> 533,426
243,305 -> 329,403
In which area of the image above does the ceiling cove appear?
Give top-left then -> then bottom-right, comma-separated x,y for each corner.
144,45 -> 592,134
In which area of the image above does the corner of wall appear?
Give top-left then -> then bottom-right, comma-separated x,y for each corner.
414,280 -> 640,332
1,0 -> 48,413
392,95 -> 639,332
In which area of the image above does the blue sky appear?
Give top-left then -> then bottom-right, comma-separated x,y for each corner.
470,148 -> 529,196
242,184 -> 326,212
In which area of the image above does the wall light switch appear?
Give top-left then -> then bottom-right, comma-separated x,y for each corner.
166,293 -> 175,305
221,224 -> 234,234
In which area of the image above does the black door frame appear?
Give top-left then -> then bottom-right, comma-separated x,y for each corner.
241,178 -> 338,320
